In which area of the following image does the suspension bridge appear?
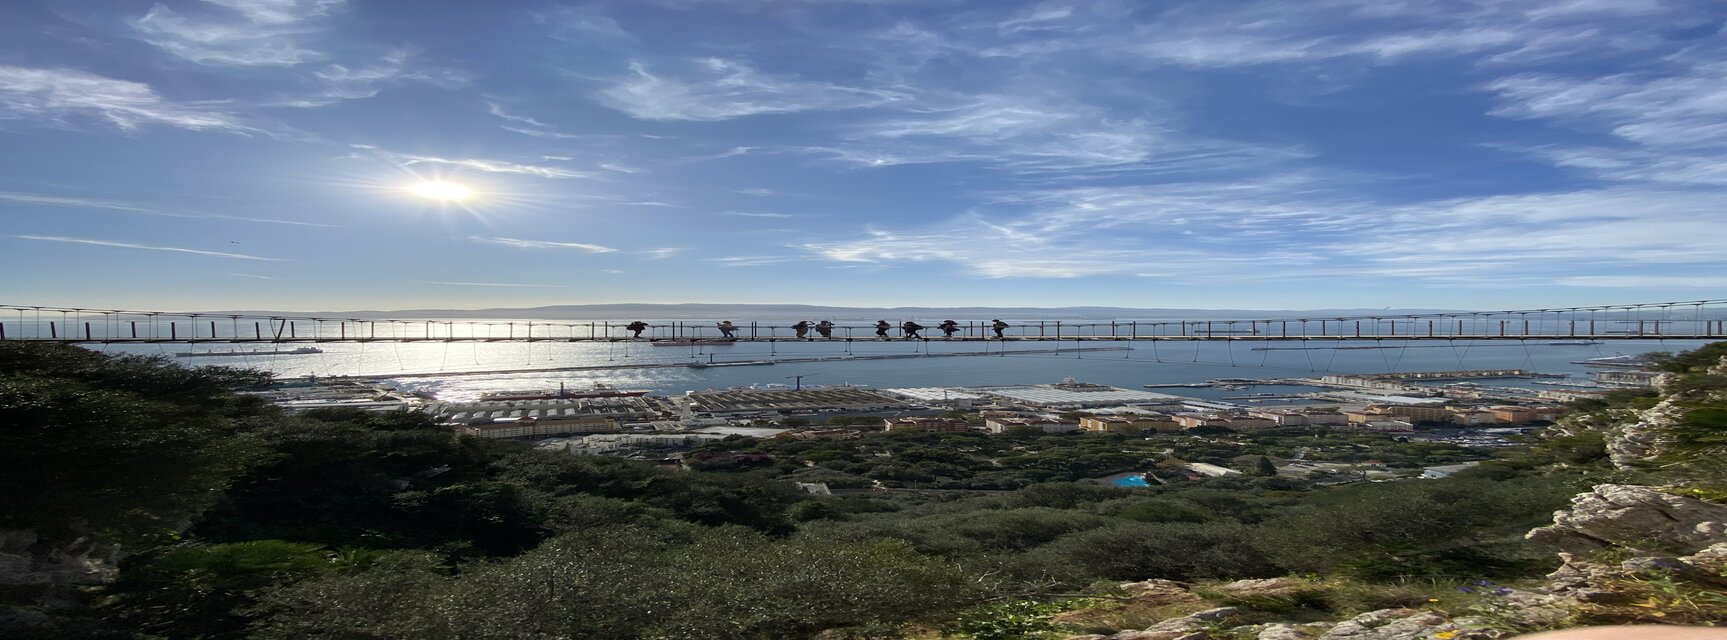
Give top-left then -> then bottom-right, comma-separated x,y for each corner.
3,300 -> 1723,345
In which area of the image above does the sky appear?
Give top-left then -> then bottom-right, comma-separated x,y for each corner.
2,0 -> 1726,312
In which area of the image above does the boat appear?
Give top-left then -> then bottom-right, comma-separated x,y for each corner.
652,338 -> 738,347
478,382 -> 650,401
1572,354 -> 1650,368
176,347 -> 323,357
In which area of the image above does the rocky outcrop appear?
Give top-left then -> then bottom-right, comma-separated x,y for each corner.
1604,392 -> 1684,469
0,529 -> 119,593
1526,484 -> 1727,555
1084,606 -> 1243,640
1318,608 -> 1458,639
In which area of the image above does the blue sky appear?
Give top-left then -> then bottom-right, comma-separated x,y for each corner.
3,0 -> 1726,312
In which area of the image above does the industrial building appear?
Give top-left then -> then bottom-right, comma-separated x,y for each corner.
428,396 -> 669,425
880,387 -> 984,407
974,379 -> 1188,408
685,387 -> 907,415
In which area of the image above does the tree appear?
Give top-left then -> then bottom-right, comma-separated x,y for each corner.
1255,456 -> 1278,477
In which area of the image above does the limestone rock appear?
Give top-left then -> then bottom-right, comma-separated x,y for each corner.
1105,606 -> 1244,640
1605,395 -> 1684,468
1108,630 -> 1202,640
1684,541 -> 1727,565
1186,606 -> 1243,621
1212,577 -> 1316,599
1259,623 -> 1319,639
1120,579 -> 1193,601
1526,484 -> 1727,555
1320,608 -> 1449,640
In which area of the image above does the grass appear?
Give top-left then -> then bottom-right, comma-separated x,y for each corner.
1570,573 -> 1727,626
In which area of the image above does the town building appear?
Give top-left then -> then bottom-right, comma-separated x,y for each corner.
1355,419 -> 1415,433
1591,370 -> 1660,387
1186,462 -> 1242,477
1536,388 -> 1607,402
460,417 -> 618,439
984,416 -> 1081,434
1078,416 -> 1177,433
1488,405 -> 1564,424
1449,409 -> 1498,426
1246,409 -> 1349,427
883,417 -> 972,432
1173,413 -> 1275,431
1371,404 -> 1456,424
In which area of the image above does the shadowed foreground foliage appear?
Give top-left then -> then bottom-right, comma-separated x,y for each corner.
0,342 -> 1615,639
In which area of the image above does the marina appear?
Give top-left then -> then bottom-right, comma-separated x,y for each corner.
175,347 -> 323,357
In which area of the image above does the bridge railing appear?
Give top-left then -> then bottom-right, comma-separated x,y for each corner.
1,300 -> 1724,343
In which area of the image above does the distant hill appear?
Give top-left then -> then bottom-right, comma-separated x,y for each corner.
198,303 -> 1462,321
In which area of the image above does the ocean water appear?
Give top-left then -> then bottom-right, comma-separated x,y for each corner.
82,337 -> 1713,402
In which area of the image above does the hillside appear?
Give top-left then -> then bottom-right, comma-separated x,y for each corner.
1,342 -> 1724,639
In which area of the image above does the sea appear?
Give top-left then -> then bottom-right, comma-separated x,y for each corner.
84,335 -> 1714,403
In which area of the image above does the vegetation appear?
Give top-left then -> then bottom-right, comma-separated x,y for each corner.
7,342 -> 1717,638
684,426 -> 1483,491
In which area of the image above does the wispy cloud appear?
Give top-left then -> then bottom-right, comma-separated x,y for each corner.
733,187 -> 785,196
426,281 -> 568,288
485,100 -> 587,139
537,4 -> 637,43
709,255 -> 801,267
0,190 -> 334,227
229,272 -> 293,280
13,235 -> 286,260
469,236 -> 617,253
286,50 -> 465,107
844,93 -> 1291,173
724,211 -> 794,218
804,177 -> 1727,284
596,58 -> 908,121
355,146 -> 593,179
0,191 -> 184,216
1484,56 -> 1727,186
0,65 -> 250,134
1556,275 -> 1727,288
640,247 -> 683,259
132,0 -> 343,67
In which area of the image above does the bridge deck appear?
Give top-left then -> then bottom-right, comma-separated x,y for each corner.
6,334 -> 1720,344
4,300 -> 1723,344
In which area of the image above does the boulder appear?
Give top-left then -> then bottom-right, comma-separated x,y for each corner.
1320,608 -> 1450,640
1526,484 -> 1727,555
1120,579 -> 1193,601
1259,623 -> 1319,639
1104,606 -> 1244,640
1212,577 -> 1317,599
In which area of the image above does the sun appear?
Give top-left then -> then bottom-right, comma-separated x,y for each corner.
408,181 -> 474,201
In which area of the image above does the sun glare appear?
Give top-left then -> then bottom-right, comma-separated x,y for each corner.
408,181 -> 474,201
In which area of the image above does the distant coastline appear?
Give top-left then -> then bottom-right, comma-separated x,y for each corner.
190,302 -> 1464,321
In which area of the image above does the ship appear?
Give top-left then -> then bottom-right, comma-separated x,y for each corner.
176,347 -> 323,357
477,382 -> 650,401
652,338 -> 738,347
1572,354 -> 1651,368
